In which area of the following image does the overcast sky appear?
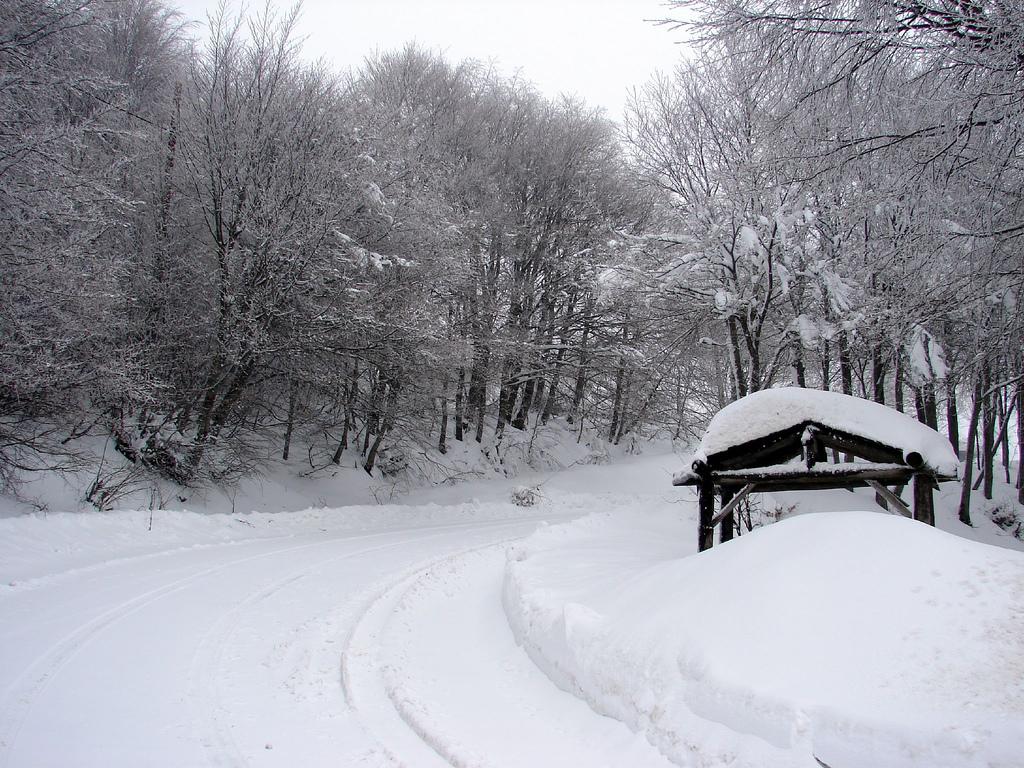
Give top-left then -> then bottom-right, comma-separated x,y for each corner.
170,0 -> 687,119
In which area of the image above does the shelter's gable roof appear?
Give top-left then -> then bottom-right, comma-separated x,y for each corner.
689,388 -> 959,477
699,420 -> 909,472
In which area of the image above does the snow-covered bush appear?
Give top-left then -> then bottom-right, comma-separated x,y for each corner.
988,503 -> 1024,540
510,485 -> 541,507
376,448 -> 409,477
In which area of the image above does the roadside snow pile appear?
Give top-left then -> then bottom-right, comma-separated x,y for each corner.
690,387 -> 960,476
504,510 -> 1024,768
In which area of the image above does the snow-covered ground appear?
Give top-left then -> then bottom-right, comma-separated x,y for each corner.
1,448 -> 1022,767
0,451 -> 685,767
504,509 -> 1024,768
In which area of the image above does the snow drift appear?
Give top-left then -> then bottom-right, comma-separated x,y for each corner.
504,510 -> 1024,768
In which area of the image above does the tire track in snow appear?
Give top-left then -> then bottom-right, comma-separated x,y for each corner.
0,515 -> 552,767
187,522 -> 537,768
0,536 -> 342,765
343,540 -> 678,768
1,537 -> 273,596
341,541 -> 520,768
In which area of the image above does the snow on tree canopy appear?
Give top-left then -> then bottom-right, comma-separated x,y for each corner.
692,387 -> 959,476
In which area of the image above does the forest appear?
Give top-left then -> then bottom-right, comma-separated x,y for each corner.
1,0 -> 1021,521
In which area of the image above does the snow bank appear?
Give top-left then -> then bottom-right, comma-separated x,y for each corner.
692,387 -> 959,476
374,547 -> 675,767
504,510 -> 1024,768
0,417 -> 619,519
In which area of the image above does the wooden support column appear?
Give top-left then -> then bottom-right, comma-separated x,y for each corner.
719,487 -> 735,543
913,473 -> 935,526
698,475 -> 715,552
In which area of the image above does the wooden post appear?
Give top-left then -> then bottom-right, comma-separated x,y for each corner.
720,487 -> 735,543
698,476 -> 715,552
913,473 -> 935,526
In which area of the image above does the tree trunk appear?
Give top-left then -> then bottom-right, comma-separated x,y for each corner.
331,432 -> 346,465
333,360 -> 359,464
608,363 -> 625,443
362,374 -> 383,456
152,82 -> 181,328
838,330 -> 853,395
872,345 -> 885,403
924,384 -> 938,430
958,376 -> 983,526
189,392 -> 219,469
282,376 -> 297,461
998,389 -> 1011,483
982,364 -> 995,500
945,379 -> 960,458
474,385 -> 487,443
437,389 -> 448,456
821,338 -> 831,391
727,317 -> 747,399
364,381 -> 400,475
894,354 -> 905,412
188,356 -> 256,471
361,418 -> 373,455
568,318 -> 592,425
210,361 -> 255,437
468,344 -> 489,443
512,377 -> 535,430
614,371 -> 632,445
495,360 -> 519,439
541,305 -> 575,424
454,367 -> 465,442
914,387 -> 928,425
541,368 -> 561,424
1017,385 -> 1023,505
793,341 -> 807,388
531,378 -> 546,422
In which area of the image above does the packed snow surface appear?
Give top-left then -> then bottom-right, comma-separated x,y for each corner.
0,452 -> 687,767
691,387 -> 960,475
3,447 -> 1021,767
505,510 -> 1024,768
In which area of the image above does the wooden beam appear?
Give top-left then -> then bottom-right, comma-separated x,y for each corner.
710,428 -> 804,470
913,474 -> 936,526
708,421 -> 908,470
712,464 -> 915,488
698,475 -> 715,551
866,480 -> 912,517
710,483 -> 755,528
719,487 -> 735,543
812,426 -> 905,465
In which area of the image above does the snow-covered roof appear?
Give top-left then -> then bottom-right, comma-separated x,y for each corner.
693,387 -> 959,476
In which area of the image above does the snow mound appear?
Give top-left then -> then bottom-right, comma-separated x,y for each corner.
504,510 -> 1024,768
692,387 -> 959,476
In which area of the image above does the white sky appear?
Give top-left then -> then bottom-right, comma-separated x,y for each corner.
170,0 -> 687,119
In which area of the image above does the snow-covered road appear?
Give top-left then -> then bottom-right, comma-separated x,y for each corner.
3,451 -> 1022,767
0,453 -> 684,767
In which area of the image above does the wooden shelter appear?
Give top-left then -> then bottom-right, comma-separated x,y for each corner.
674,390 -> 959,552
